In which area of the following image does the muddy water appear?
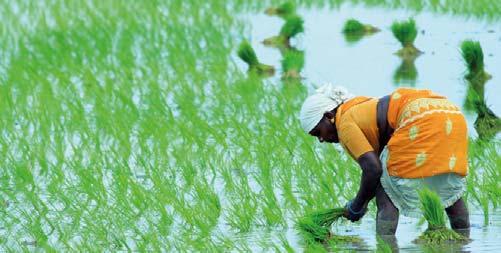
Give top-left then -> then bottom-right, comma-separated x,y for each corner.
243,4 -> 501,138
235,211 -> 501,252
238,3 -> 501,252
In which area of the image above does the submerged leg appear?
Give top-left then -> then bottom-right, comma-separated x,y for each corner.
445,197 -> 470,235
376,184 -> 399,235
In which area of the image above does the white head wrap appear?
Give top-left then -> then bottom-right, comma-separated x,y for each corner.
299,83 -> 353,133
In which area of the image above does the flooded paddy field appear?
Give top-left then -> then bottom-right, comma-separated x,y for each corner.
0,0 -> 500,251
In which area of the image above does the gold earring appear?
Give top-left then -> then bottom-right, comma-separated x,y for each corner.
329,118 -> 335,124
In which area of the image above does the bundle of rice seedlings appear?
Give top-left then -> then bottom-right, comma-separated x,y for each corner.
461,40 -> 492,82
265,2 -> 296,18
342,19 -> 380,35
474,101 -> 501,141
391,18 -> 422,58
237,41 -> 275,76
296,208 -> 346,243
414,189 -> 469,244
263,15 -> 304,48
281,49 -> 304,80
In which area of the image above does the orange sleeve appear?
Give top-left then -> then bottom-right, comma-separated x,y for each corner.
337,117 -> 374,160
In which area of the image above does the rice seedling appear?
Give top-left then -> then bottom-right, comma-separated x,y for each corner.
460,40 -> 492,82
474,101 -> 501,141
342,19 -> 380,35
463,78 -> 486,113
281,49 -> 305,80
391,18 -> 423,58
376,236 -> 394,253
414,189 -> 469,244
263,15 -> 304,48
265,2 -> 296,18
296,208 -> 345,243
237,40 -> 275,76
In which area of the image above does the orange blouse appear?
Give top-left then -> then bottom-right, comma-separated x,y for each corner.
335,97 -> 380,160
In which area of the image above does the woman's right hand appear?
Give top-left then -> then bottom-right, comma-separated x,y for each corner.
344,199 -> 368,222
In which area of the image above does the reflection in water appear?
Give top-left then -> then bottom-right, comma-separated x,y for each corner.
393,57 -> 418,86
264,2 -> 296,19
344,32 -> 365,44
281,48 -> 305,81
262,15 -> 304,50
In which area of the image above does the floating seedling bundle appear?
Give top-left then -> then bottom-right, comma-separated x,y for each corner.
414,189 -> 469,244
297,208 -> 360,244
265,2 -> 296,18
342,19 -> 380,44
460,40 -> 492,82
342,19 -> 380,35
263,15 -> 304,48
391,18 -> 422,58
237,41 -> 275,76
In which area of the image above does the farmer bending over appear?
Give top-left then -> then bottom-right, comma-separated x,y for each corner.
299,84 -> 470,235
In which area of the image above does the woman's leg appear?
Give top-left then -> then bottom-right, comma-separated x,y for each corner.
445,197 -> 470,234
376,183 -> 399,235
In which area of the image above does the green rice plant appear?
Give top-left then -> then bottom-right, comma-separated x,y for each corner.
263,15 -> 304,48
391,18 -> 422,58
296,208 -> 345,243
265,2 -> 296,18
281,49 -> 304,80
342,19 -> 380,35
474,101 -> 501,141
376,236 -> 393,253
461,40 -> 492,82
414,189 -> 469,244
463,78 -> 486,113
237,40 -> 275,76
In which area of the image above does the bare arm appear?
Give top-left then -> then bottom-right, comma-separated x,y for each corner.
350,151 -> 383,211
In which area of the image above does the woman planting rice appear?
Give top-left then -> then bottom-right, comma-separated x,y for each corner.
299,84 -> 470,236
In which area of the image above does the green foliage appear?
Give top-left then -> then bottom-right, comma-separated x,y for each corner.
418,188 -> 446,229
265,2 -> 296,18
415,227 -> 469,244
460,40 -> 491,81
461,40 -> 484,73
416,189 -> 469,244
282,50 -> 304,71
280,15 -> 304,38
237,40 -> 259,67
391,18 -> 418,47
376,236 -> 393,253
343,19 -> 365,34
237,40 -> 275,75
297,208 -> 344,242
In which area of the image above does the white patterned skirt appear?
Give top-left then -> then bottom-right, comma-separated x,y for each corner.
379,147 -> 467,218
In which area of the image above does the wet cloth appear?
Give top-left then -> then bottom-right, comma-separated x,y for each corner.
386,88 -> 468,178
335,97 -> 380,160
380,147 -> 467,218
